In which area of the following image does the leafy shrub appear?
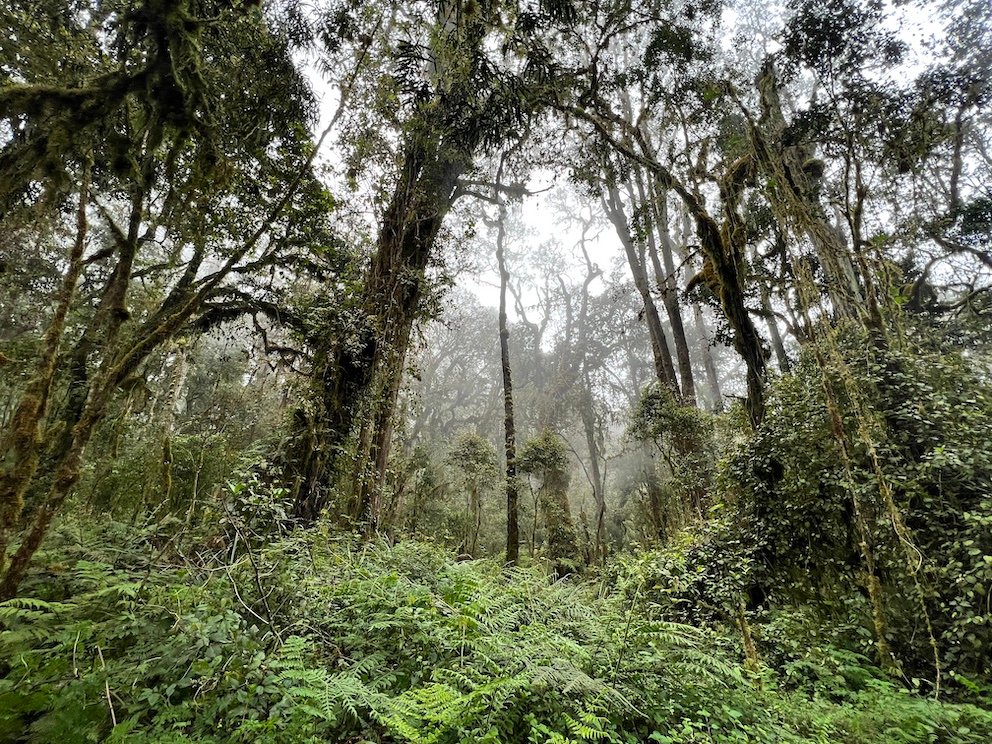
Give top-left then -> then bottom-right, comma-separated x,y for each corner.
3,515 -> 992,743
706,328 -> 992,680
518,430 -> 580,577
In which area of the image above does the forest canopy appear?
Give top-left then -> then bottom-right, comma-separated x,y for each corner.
1,0 -> 991,741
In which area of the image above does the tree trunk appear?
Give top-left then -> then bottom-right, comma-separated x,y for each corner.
753,61 -> 864,320
468,483 -> 481,555
355,318 -> 416,530
496,205 -> 521,566
0,178 -> 142,597
292,138 -> 465,526
0,166 -> 89,571
635,170 -> 697,405
702,162 -> 768,427
642,448 -> 665,543
603,184 -> 679,394
540,471 -> 578,579
692,302 -> 724,412
574,243 -> 608,563
579,381 -> 606,562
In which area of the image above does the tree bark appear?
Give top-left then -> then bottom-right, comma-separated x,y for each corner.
293,135 -> 465,526
495,205 -> 521,566
634,169 -> 697,405
0,168 -> 143,598
0,165 -> 89,571
574,243 -> 607,562
539,466 -> 578,580
603,183 -> 679,394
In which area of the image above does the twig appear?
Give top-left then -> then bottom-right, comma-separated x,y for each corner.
97,646 -> 117,727
72,631 -> 80,678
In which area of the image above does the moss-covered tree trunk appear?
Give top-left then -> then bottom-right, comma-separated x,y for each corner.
760,279 -> 791,373
540,470 -> 578,580
496,204 -> 520,566
692,153 -> 769,428
0,172 -> 144,598
291,138 -> 465,527
0,166 -> 89,572
520,430 -> 578,579
753,61 -> 865,321
571,104 -> 766,425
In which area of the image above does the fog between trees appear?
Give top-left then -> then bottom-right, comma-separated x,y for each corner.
1,0 -> 992,740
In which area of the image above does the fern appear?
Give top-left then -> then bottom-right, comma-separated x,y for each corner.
5,519 -> 992,744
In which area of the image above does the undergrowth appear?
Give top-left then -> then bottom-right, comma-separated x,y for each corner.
1,516 -> 991,743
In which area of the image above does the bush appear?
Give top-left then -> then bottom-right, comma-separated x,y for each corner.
3,515 -> 992,743
678,327 -> 992,683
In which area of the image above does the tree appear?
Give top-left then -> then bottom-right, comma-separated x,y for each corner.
494,199 -> 522,565
447,431 -> 497,556
518,429 -> 578,578
290,0 -> 575,527
559,0 -> 771,425
0,0 -> 330,597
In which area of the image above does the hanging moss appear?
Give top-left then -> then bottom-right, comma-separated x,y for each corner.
519,429 -> 579,578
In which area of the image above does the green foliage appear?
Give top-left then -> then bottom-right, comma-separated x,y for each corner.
3,514 -> 992,743
447,432 -> 498,483
629,385 -> 711,452
444,432 -> 499,554
782,0 -> 905,77
3,0 -> 991,741
629,383 -> 716,525
686,326 -> 992,680
610,515 -> 758,627
0,0 -> 317,212
391,444 -> 462,542
517,429 -> 571,481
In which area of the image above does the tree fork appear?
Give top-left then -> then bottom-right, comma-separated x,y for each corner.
568,102 -> 766,425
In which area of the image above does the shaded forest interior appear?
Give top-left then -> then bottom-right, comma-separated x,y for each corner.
1,0 -> 992,741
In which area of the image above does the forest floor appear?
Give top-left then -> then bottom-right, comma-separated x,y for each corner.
2,515 -> 991,743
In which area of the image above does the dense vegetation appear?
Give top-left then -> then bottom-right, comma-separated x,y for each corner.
1,0 -> 990,741
4,516 -> 992,742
